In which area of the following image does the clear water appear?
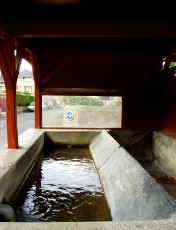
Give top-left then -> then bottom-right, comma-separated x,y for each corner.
11,145 -> 111,222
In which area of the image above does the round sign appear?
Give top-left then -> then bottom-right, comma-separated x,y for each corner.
66,111 -> 74,121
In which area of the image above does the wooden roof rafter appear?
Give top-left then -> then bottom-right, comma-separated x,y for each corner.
15,44 -> 25,79
42,59 -> 70,86
0,39 -> 13,88
12,21 -> 176,38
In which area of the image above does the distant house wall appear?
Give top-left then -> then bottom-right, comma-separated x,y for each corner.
0,70 -> 34,112
0,69 -> 34,95
16,77 -> 34,95
0,93 -> 6,112
0,83 -> 5,92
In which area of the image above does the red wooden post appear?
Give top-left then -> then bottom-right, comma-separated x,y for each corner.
35,87 -> 42,128
6,88 -> 19,148
30,52 -> 42,129
0,36 -> 19,148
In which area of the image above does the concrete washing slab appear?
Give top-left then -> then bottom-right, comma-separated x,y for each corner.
90,130 -> 176,221
0,129 -> 176,229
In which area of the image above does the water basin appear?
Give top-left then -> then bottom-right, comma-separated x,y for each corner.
11,144 -> 111,222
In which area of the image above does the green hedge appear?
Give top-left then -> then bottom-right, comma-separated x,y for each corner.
114,97 -> 122,106
16,92 -> 34,106
61,96 -> 104,106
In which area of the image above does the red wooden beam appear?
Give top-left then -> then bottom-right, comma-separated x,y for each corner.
42,59 -> 70,86
30,52 -> 42,128
39,50 -> 129,59
6,88 -> 19,148
3,36 -> 15,78
35,87 -> 42,128
2,36 -> 19,149
0,18 -> 13,37
30,52 -> 40,88
12,21 -> 176,38
0,40 -> 13,89
15,44 -> 25,80
131,62 -> 156,91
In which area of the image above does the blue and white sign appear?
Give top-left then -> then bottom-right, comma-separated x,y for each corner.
66,111 -> 74,121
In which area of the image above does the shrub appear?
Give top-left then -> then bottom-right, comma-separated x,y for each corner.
61,96 -> 104,106
114,97 -> 122,106
16,92 -> 34,106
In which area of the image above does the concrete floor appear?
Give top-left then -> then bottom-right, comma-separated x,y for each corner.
1,220 -> 176,230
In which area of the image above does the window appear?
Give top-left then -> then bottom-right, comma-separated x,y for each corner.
42,95 -> 122,128
24,86 -> 33,93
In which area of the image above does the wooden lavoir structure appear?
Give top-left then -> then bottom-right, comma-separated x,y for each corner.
1,0 -> 176,148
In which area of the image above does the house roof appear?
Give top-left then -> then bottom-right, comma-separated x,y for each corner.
0,69 -> 32,82
18,69 -> 32,78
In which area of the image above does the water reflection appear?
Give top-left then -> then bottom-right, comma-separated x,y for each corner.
11,145 -> 111,222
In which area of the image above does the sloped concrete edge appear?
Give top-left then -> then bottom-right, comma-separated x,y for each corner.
0,128 -> 45,204
89,130 -> 119,170
90,130 -> 176,221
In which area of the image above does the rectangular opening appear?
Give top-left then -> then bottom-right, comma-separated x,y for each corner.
42,95 -> 122,128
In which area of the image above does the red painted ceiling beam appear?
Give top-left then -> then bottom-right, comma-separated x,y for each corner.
12,21 -> 176,38
42,59 -> 70,86
0,18 -> 13,37
39,50 -> 159,60
0,40 -> 13,88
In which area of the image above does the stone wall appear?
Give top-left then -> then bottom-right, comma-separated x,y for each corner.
63,105 -> 121,128
153,131 -> 176,178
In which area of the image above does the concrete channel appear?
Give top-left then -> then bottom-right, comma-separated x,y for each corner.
0,129 -> 176,229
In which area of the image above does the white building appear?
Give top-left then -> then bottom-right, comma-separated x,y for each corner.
0,69 -> 34,95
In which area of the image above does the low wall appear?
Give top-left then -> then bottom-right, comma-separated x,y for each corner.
153,131 -> 176,178
45,130 -> 101,145
0,129 -> 44,203
17,106 -> 27,113
90,130 -> 176,221
63,105 -> 121,128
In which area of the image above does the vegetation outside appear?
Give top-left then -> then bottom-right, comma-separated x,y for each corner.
60,96 -> 122,106
16,91 -> 34,107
